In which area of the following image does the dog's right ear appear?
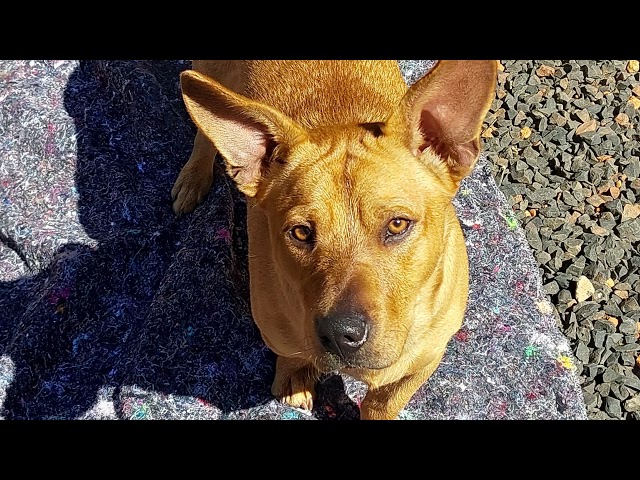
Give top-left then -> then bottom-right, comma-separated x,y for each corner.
180,70 -> 308,197
385,60 -> 497,187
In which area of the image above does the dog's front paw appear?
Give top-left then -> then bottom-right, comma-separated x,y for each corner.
271,356 -> 317,411
171,160 -> 214,216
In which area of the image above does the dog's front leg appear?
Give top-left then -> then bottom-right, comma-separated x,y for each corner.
271,355 -> 318,412
171,129 -> 217,215
360,352 -> 445,420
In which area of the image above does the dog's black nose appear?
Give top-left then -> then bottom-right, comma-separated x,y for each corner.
316,311 -> 370,361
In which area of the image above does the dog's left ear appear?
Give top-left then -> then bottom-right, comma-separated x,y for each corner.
385,60 -> 497,185
180,70 -> 308,198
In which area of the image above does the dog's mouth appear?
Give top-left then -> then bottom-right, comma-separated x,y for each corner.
313,348 -> 399,373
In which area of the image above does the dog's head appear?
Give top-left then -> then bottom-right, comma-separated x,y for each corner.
181,61 -> 497,372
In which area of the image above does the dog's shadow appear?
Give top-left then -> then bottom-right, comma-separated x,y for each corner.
0,60 -> 359,419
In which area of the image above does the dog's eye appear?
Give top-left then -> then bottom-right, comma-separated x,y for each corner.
387,218 -> 411,236
290,225 -> 313,243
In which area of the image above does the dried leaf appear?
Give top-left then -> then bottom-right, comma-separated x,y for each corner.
614,290 -> 630,300
481,127 -> 494,138
605,315 -> 619,328
609,186 -> 620,199
575,119 -> 597,135
536,64 -> 556,77
627,60 -> 639,74
622,204 -> 640,221
586,194 -> 608,207
590,225 -> 610,236
615,112 -> 630,126
597,154 -> 613,162
567,211 -> 581,225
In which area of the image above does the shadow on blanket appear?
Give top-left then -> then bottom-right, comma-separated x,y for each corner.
1,60 -> 315,418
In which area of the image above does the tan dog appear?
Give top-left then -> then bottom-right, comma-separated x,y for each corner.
172,60 -> 497,419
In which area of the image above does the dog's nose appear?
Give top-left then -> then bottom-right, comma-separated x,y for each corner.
316,311 -> 370,360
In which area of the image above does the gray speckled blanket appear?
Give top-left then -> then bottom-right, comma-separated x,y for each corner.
0,60 -> 586,419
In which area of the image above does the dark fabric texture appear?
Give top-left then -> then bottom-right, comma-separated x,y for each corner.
0,60 -> 586,419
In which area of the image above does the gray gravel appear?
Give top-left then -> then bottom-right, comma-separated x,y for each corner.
483,60 -> 640,420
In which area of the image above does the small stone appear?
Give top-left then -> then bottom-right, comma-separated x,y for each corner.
605,302 -> 624,317
624,394 -> 640,412
575,109 -> 591,123
599,212 -> 617,230
614,343 -> 640,352
611,383 -> 630,401
535,251 -> 552,265
597,382 -> 612,400
620,319 -> 639,334
605,278 -> 616,288
622,375 -> 640,391
575,342 -> 591,363
583,391 -> 598,408
624,159 -> 640,180
627,60 -> 640,74
543,280 -> 560,296
550,112 -> 567,127
622,204 -> 640,221
603,367 -> 621,383
616,218 -> 640,241
607,333 -> 624,348
604,247 -> 625,267
575,276 -> 595,302
513,111 -> 527,124
605,396 -> 623,418
525,225 -> 543,251
622,352 -> 637,366
520,126 -> 532,139
629,96 -> 640,110
621,297 -> 640,313
575,302 -> 599,320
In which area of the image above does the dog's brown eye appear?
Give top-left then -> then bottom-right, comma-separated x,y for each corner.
387,218 -> 411,236
290,225 -> 313,243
